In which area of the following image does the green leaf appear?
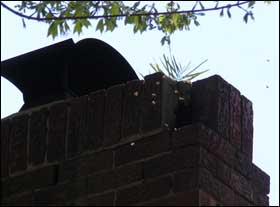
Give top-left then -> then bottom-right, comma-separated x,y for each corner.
124,15 -> 134,25
105,18 -> 116,31
74,21 -> 82,34
248,1 -> 256,8
172,13 -> 180,26
194,20 -> 200,26
47,21 -> 58,38
96,19 -> 104,33
111,2 -> 119,15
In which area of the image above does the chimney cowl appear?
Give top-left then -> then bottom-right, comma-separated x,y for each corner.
1,38 -> 139,111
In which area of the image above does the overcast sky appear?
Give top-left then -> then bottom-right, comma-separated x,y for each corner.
1,1 -> 279,205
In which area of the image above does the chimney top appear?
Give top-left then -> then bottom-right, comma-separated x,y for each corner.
1,38 -> 138,111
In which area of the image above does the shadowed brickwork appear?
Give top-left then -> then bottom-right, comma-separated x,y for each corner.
1,72 -> 269,206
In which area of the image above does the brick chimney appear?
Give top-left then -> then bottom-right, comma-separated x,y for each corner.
1,39 -> 269,206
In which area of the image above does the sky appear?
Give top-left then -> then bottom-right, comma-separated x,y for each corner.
1,1 -> 279,205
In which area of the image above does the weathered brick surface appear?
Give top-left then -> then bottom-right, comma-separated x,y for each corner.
115,130 -> 170,166
29,108 -> 48,166
79,192 -> 115,206
199,167 -> 236,206
34,177 -> 87,205
47,102 -> 67,162
229,85 -> 242,150
141,72 -> 178,133
1,191 -> 34,206
58,150 -> 113,183
143,146 -> 199,179
88,162 -> 142,195
251,164 -> 270,194
0,73 -> 269,206
121,80 -> 143,139
116,175 -> 172,206
199,190 -> 221,206
241,95 -> 254,160
58,156 -> 88,183
67,95 -> 88,158
174,81 -> 192,127
87,89 -> 106,150
171,123 -> 269,204
173,168 -> 199,192
9,114 -> 29,174
192,75 -> 231,140
1,119 -> 10,178
138,191 -> 199,206
86,150 -> 114,175
4,165 -> 57,198
141,73 -> 163,132
103,84 -> 124,146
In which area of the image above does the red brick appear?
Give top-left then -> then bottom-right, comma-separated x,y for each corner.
88,170 -> 115,195
47,102 -> 67,162
34,177 -> 86,205
121,80 -> 143,139
251,164 -> 270,194
174,168 -> 199,192
67,95 -> 88,158
115,130 -> 170,166
59,150 -> 113,183
139,191 -> 199,206
87,89 -> 106,150
29,108 -> 48,166
58,156 -> 88,183
9,114 -> 29,174
84,192 -> 115,206
2,191 -> 34,206
116,175 -> 172,205
192,75 -> 230,140
199,147 -> 218,176
171,124 -> 197,148
230,170 -> 253,201
233,150 -> 252,178
141,72 -> 178,133
7,165 -> 57,197
252,191 -> 269,206
174,81 -> 192,128
143,152 -> 173,178
199,190 -> 221,206
216,158 -> 232,185
1,119 -> 10,178
103,84 -> 124,146
87,150 -> 113,175
198,167 -> 235,205
229,85 -> 241,150
233,193 -> 252,206
144,146 -> 217,180
114,162 -> 143,188
241,95 -> 253,160
88,162 -> 142,195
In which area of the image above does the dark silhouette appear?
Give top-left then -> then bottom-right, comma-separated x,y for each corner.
1,38 -> 139,111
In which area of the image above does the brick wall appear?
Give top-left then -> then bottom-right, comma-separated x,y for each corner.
1,72 -> 270,206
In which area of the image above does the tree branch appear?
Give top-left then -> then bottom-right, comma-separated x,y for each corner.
1,1 -> 251,22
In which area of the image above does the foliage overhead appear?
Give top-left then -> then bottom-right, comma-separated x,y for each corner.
0,1 -> 272,45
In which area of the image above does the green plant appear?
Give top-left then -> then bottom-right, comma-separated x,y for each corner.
149,54 -> 209,83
